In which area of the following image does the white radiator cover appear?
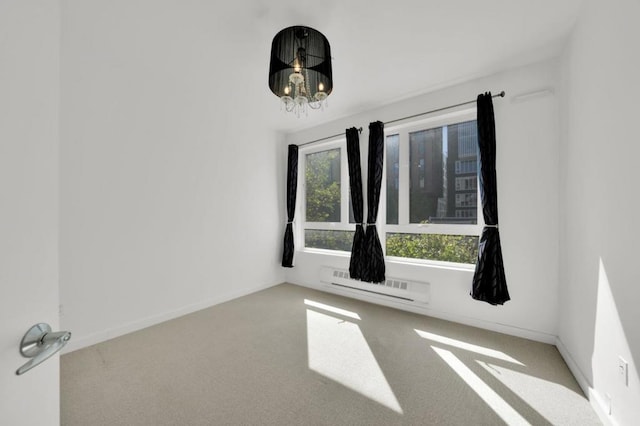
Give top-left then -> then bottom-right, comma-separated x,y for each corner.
320,267 -> 430,304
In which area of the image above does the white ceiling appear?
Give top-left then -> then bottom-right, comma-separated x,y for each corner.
221,0 -> 584,133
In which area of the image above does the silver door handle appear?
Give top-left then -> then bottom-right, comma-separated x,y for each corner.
16,323 -> 72,375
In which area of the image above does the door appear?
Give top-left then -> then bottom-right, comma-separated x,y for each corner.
0,1 -> 60,425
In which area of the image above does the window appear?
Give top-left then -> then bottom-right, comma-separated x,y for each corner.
455,193 -> 477,208
305,148 -> 341,222
299,110 -> 482,266
455,176 -> 477,191
455,159 -> 477,174
457,124 -> 478,158
382,112 -> 482,265
302,141 -> 354,251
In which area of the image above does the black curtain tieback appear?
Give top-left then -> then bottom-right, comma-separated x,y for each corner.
484,224 -> 499,228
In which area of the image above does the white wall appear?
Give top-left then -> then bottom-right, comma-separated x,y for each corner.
60,1 -> 286,351
0,1 -> 60,424
559,0 -> 640,424
285,59 -> 561,342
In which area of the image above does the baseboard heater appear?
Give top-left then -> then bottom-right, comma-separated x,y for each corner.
320,267 -> 430,305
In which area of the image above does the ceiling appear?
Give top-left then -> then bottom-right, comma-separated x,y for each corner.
218,0 -> 584,133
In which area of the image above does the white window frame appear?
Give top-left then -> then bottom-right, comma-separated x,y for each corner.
298,137 -> 354,254
294,109 -> 483,268
380,108 -> 484,268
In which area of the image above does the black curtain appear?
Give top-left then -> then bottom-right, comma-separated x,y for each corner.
346,127 -> 365,279
282,144 -> 298,267
361,121 -> 385,283
471,93 -> 510,304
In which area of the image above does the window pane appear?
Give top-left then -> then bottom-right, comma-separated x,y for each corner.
305,149 -> 341,222
409,121 -> 478,225
409,127 -> 442,223
386,233 -> 478,264
386,134 -> 399,224
305,230 -> 354,251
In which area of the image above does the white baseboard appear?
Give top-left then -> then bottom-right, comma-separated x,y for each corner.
555,337 -> 617,426
62,281 -> 280,354
554,337 -> 590,394
292,281 -> 556,344
423,308 -> 556,344
589,389 -> 618,426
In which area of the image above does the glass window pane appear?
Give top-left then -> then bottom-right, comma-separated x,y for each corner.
409,120 -> 478,225
448,121 -> 478,225
386,233 -> 478,264
305,148 -> 341,222
409,127 -> 443,223
386,134 -> 399,224
305,230 -> 354,251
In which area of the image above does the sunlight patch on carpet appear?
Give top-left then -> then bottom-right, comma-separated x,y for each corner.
304,299 -> 361,320
306,309 -> 402,413
477,361 -> 587,425
415,329 -> 524,365
432,346 -> 531,425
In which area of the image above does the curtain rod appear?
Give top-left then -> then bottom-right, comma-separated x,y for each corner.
384,91 -> 505,126
298,127 -> 362,147
296,90 -> 505,147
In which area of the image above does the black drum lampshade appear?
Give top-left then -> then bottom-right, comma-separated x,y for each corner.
269,26 -> 332,116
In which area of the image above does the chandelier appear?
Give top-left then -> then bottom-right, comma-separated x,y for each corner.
268,26 -> 333,117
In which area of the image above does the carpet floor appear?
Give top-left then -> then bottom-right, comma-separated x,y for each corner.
61,283 -> 600,425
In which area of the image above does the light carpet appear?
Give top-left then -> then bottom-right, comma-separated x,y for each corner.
61,283 -> 601,425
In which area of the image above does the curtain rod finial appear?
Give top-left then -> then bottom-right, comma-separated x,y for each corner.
498,91 -> 505,97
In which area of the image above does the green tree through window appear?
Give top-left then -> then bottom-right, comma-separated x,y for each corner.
386,233 -> 478,264
306,149 -> 341,222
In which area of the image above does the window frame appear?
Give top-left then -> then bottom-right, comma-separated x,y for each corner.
295,108 -> 484,267
299,137 -> 354,254
380,108 -> 484,268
